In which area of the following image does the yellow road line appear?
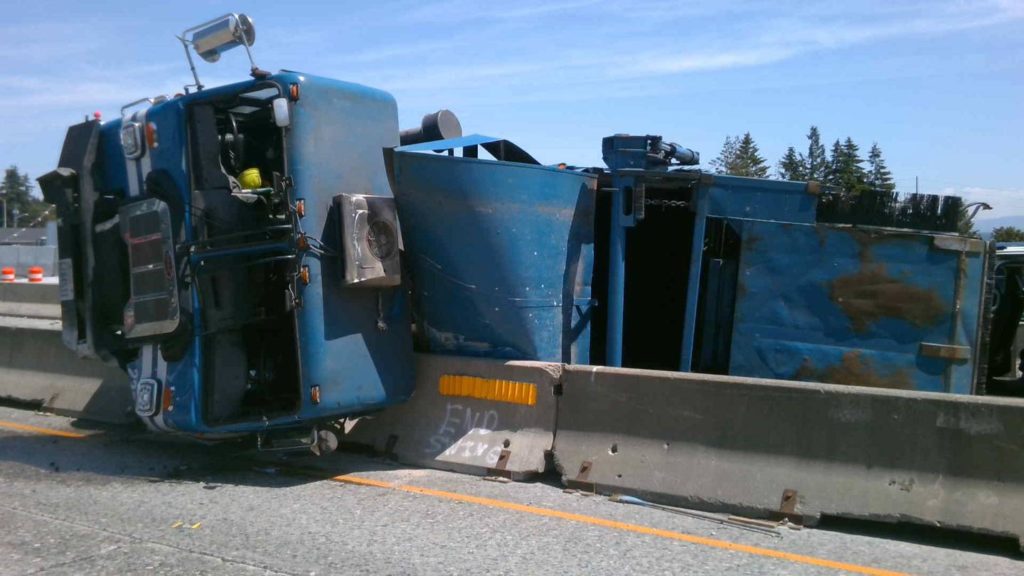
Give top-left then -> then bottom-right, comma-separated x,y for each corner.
0,420 -> 87,439
0,419 -> 912,575
331,474 -> 909,576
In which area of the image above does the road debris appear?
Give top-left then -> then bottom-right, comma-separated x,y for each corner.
610,494 -> 781,537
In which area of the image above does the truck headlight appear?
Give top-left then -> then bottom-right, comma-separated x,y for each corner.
136,378 -> 160,417
121,121 -> 144,159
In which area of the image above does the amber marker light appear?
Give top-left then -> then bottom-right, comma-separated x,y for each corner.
146,122 -> 159,149
162,386 -> 174,412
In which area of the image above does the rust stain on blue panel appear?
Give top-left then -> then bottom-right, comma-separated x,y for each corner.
728,220 -> 980,393
795,350 -> 915,390
830,264 -> 946,332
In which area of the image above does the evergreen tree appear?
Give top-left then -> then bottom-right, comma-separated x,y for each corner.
711,133 -> 768,178
826,139 -> 845,187
992,226 -> 1024,243
710,136 -> 739,175
733,132 -> 769,178
840,137 -> 868,193
825,138 -> 870,194
866,143 -> 895,191
799,126 -> 828,182
0,166 -> 50,227
777,146 -> 804,181
2,166 -> 30,227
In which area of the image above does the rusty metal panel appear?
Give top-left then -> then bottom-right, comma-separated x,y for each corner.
728,221 -> 985,393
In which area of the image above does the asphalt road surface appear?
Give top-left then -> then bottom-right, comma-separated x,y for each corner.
0,405 -> 1019,575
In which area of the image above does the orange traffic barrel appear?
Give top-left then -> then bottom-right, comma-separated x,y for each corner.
0,267 -> 14,282
27,266 -> 44,283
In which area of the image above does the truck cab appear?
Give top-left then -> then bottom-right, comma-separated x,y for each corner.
39,69 -> 414,446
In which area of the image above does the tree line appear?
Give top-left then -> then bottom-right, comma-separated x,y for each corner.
709,132 -> 1024,241
709,127 -> 894,195
1,165 -> 51,228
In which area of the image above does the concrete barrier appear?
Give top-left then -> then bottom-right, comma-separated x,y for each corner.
0,245 -> 57,277
553,365 -> 1024,546
0,316 -> 133,424
0,282 -> 59,304
8,281 -> 1024,544
0,282 -> 61,318
345,354 -> 561,479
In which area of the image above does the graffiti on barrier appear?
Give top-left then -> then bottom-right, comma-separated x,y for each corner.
426,402 -> 503,465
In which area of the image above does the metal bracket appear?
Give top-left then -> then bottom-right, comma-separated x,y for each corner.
772,488 -> 803,525
486,449 -> 513,479
919,342 -> 972,361
566,460 -> 595,492
256,427 -> 317,452
633,182 -> 646,222
933,235 -> 985,254
383,434 -> 399,460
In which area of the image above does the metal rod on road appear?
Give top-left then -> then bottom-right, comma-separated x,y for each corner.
610,494 -> 781,537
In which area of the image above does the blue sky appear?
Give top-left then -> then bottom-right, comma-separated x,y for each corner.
2,0 -> 1022,222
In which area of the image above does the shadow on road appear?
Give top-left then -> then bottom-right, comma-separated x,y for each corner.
0,411 -> 421,491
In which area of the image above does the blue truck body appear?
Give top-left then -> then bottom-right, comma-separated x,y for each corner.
43,72 -> 415,438
40,63 -> 996,446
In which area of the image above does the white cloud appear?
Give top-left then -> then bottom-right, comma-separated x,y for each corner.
326,0 -> 1024,101
397,0 -> 607,24
2,0 -> 1021,184
6,0 -> 1021,120
625,1 -> 1024,80
629,47 -> 799,76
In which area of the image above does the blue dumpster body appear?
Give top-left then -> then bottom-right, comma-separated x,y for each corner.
596,137 -> 986,394
727,219 -> 984,393
391,141 -> 596,364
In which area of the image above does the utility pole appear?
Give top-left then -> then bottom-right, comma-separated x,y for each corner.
1,196 -> 5,229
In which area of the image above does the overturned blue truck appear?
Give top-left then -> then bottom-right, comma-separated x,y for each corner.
38,14 -> 1018,451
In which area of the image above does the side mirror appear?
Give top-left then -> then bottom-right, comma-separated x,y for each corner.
38,167 -> 77,209
178,13 -> 260,90
189,14 -> 256,63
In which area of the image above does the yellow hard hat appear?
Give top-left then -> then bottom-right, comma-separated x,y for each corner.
239,167 -> 262,190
